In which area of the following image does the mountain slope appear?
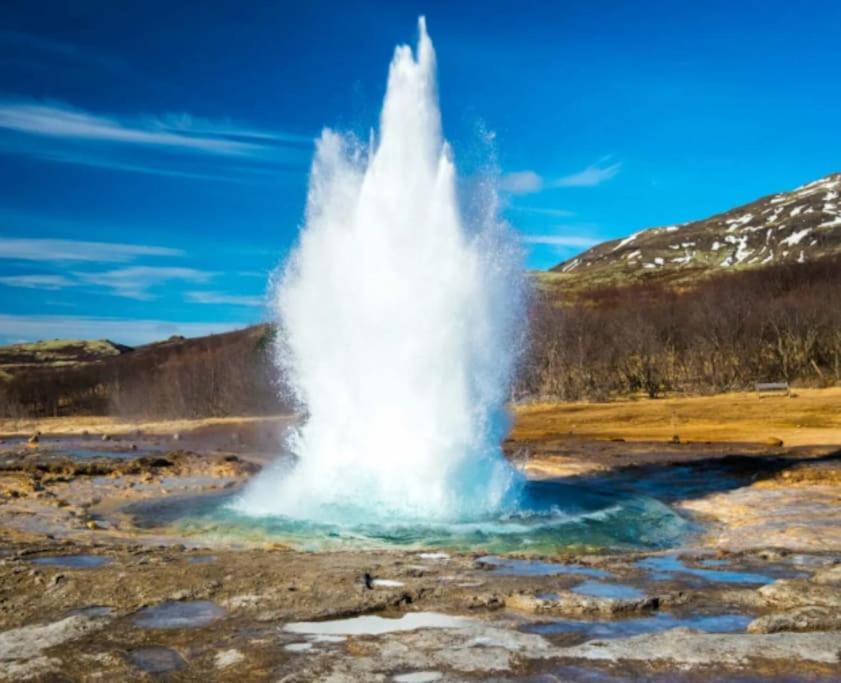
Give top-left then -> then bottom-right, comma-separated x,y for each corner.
546,172 -> 841,293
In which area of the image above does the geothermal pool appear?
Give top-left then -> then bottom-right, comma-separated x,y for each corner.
129,474 -> 696,553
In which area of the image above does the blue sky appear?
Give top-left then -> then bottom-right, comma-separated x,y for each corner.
1,1 -> 840,345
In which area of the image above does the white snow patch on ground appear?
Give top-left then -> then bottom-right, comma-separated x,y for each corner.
723,235 -> 752,263
780,228 -> 811,247
765,208 -> 784,223
725,213 -> 753,231
612,231 -> 641,251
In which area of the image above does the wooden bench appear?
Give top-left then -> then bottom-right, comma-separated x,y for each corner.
755,381 -> 790,398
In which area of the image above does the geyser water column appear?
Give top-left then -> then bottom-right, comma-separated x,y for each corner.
235,18 -> 526,524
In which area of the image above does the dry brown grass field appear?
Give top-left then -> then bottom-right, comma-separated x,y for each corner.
4,386 -> 840,449
512,386 -> 841,447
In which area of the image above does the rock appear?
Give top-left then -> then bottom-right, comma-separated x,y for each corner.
557,627 -> 841,665
670,434 -> 681,444
464,593 -> 505,610
0,615 -> 110,663
507,590 -> 659,617
172,433 -> 181,441
101,434 -> 111,442
748,606 -> 841,633
766,437 -> 784,447
759,579 -> 841,609
215,649 -> 245,669
812,564 -> 841,585
27,433 -> 40,445
86,520 -> 99,531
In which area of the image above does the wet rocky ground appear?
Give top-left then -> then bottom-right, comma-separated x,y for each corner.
0,429 -> 839,681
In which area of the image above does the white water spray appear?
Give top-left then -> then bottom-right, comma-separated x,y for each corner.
236,18 -> 526,523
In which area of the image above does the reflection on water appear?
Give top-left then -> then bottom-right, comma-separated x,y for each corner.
524,611 -> 752,639
131,600 -> 225,629
477,556 -> 611,578
635,555 -> 774,585
284,612 -> 471,636
570,580 -> 644,600
32,554 -> 111,569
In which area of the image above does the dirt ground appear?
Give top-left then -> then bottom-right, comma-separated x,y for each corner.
1,395 -> 840,681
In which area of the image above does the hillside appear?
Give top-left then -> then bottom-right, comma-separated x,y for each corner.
0,325 -> 286,418
0,339 -> 131,373
541,172 -> 841,294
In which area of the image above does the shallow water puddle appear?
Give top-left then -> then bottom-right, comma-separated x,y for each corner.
60,448 -> 147,459
284,612 -> 471,637
477,555 -> 611,578
571,580 -> 645,600
284,642 -> 313,652
524,612 -> 752,639
32,554 -> 111,569
635,555 -> 773,584
187,555 -> 218,565
127,646 -> 186,674
372,579 -> 405,588
131,600 -> 225,629
393,673 -> 443,682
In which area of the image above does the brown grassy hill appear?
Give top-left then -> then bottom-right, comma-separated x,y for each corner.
0,325 -> 286,419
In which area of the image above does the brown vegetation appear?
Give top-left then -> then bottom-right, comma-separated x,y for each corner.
519,257 -> 841,401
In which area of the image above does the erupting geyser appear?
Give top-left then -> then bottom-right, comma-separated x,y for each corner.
235,18 -> 526,524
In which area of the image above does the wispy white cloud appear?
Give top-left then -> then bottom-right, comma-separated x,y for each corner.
185,290 -> 264,307
0,99 -> 313,180
0,237 -> 181,263
501,158 -> 621,195
0,100 -> 308,156
73,266 -> 213,300
0,274 -> 75,290
506,205 -> 575,218
521,234 -> 599,248
554,160 -> 622,188
0,314 -> 242,346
